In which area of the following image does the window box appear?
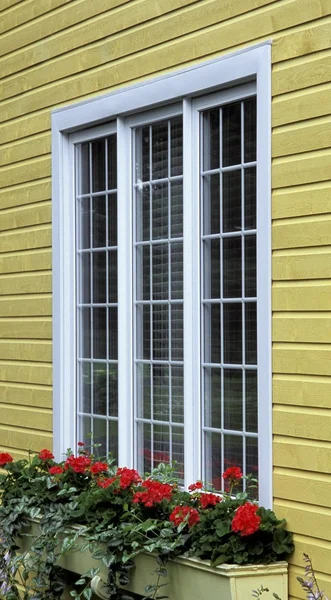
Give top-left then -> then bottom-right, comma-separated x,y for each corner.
19,521 -> 287,600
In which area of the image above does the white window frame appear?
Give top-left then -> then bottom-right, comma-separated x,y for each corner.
52,41 -> 272,506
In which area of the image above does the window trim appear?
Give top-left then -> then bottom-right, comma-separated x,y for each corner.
52,41 -> 271,506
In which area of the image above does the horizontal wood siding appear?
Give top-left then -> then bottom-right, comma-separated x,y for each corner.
0,1 -> 330,596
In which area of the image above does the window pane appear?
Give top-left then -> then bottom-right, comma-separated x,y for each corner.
153,304 -> 169,360
136,186 -> 150,242
223,237 -> 242,298
109,306 -> 118,360
153,424 -> 170,467
246,437 -> 258,482
204,367 -> 221,429
108,363 -> 118,418
152,121 -> 168,180
136,245 -> 150,301
223,303 -> 242,364
205,431 -> 222,490
203,108 -> 220,171
107,135 -> 117,189
136,305 -> 151,360
224,434 -> 243,490
92,196 -> 106,248
203,174 -> 220,235
222,170 -> 241,233
78,253 -> 90,304
244,167 -> 256,230
203,238 -> 220,299
152,244 -> 168,300
79,362 -> 91,413
108,420 -> 118,463
224,369 -> 242,431
204,304 -> 221,364
137,422 -> 152,474
93,363 -> 107,415
244,97 -> 256,163
108,250 -> 118,303
108,193 -> 117,246
78,198 -> 90,249
92,418 -> 107,457
222,102 -> 241,167
245,235 -> 256,297
77,142 -> 90,195
93,307 -> 106,359
171,304 -> 183,361
245,303 -> 257,365
92,252 -> 106,303
91,139 -> 106,192
246,370 -> 258,433
79,307 -> 91,358
137,126 -> 150,183
171,117 -> 183,176
153,365 -> 169,421
172,426 -> 184,482
171,181 -> 183,238
171,242 -> 183,300
152,183 -> 168,240
171,366 -> 184,424
136,363 -> 151,419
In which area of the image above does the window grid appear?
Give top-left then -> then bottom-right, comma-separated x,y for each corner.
76,136 -> 119,459
201,97 -> 258,492
134,117 -> 184,480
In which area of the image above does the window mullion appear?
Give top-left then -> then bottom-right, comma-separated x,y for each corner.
117,116 -> 134,467
183,98 -> 201,487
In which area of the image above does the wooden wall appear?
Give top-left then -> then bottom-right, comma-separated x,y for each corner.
0,0 -> 330,596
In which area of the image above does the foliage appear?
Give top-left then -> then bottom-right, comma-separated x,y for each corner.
0,448 -> 293,599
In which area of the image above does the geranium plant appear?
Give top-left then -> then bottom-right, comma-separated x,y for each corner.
0,448 -> 293,600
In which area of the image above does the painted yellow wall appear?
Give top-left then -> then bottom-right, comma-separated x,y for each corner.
0,0 -> 330,596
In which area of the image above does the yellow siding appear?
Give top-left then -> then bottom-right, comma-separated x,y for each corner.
0,1 -> 330,597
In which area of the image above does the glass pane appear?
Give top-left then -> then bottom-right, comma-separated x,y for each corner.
223,303 -> 242,364
138,422 -> 151,474
78,253 -> 90,304
153,424 -> 170,467
204,367 -> 221,429
204,304 -> 221,364
171,242 -> 183,300
245,235 -> 256,297
223,170 -> 241,233
244,97 -> 256,163
205,431 -> 222,490
153,304 -> 169,360
171,304 -> 183,361
92,418 -> 107,458
93,307 -> 106,359
136,245 -> 150,301
108,420 -> 118,463
224,369 -> 242,431
136,363 -> 151,419
245,303 -> 257,365
77,143 -> 90,195
79,307 -> 91,358
137,126 -> 150,183
203,238 -> 220,299
203,173 -> 220,235
222,102 -> 241,167
246,370 -> 258,433
203,108 -> 220,171
92,252 -> 106,303
109,306 -> 118,360
171,366 -> 184,423
79,362 -> 91,413
152,183 -> 168,240
152,244 -> 168,300
224,435 -> 243,489
152,121 -> 168,180
93,363 -> 107,416
153,365 -> 169,422
223,237 -> 242,298
172,426 -> 184,482
244,167 -> 256,230
107,135 -> 117,190
79,416 -> 92,452
91,139 -> 106,192
171,117 -> 183,176
78,198 -> 90,249
136,305 -> 151,360
108,250 -> 118,303
108,363 -> 118,418
108,194 -> 117,246
171,181 -> 183,238
136,186 -> 150,242
92,196 -> 106,248
246,437 -> 258,482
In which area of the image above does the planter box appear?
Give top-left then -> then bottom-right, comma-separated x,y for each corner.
18,522 -> 288,600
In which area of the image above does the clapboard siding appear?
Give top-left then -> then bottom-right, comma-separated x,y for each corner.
0,1 -> 330,596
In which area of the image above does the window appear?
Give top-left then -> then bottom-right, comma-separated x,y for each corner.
53,43 -> 271,505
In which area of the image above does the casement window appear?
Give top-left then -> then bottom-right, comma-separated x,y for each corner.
53,43 -> 271,505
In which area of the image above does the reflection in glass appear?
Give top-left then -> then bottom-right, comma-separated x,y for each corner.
108,306 -> 118,360
152,122 -> 168,180
93,362 -> 107,415
136,363 -> 151,419
171,367 -> 184,423
153,365 -> 169,421
79,362 -> 91,413
204,304 -> 221,364
244,97 -> 256,163
245,303 -> 257,365
203,108 -> 220,171
91,139 -> 106,192
152,244 -> 168,300
203,238 -> 220,299
93,307 -> 106,359
224,369 -> 242,431
246,371 -> 258,433
204,367 -> 221,429
222,102 -> 241,167
171,304 -> 183,361
223,237 -> 242,298
203,174 -> 220,235
92,252 -> 106,303
153,424 -> 170,467
171,181 -> 183,238
171,117 -> 183,176
92,196 -> 106,248
152,183 -> 168,240
244,167 -> 256,230
223,304 -> 242,364
245,236 -> 256,297
153,304 -> 169,360
223,170 -> 241,233
78,198 -> 90,249
171,243 -> 183,300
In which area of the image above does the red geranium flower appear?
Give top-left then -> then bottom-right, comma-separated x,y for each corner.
133,480 -> 173,507
90,462 -> 108,474
64,455 -> 91,473
170,505 -> 200,528
199,492 -> 221,509
49,466 -> 63,475
188,481 -> 203,492
222,467 -> 243,482
116,467 -> 142,489
38,449 -> 54,461
231,502 -> 261,536
0,452 -> 13,466
77,442 -> 85,447
96,477 -> 117,489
